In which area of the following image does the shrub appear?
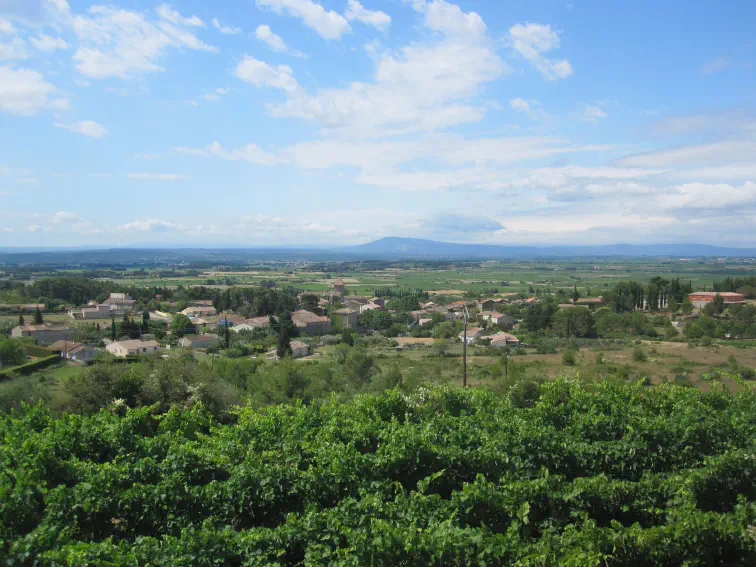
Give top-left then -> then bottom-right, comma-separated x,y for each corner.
632,346 -> 648,362
562,349 -> 577,366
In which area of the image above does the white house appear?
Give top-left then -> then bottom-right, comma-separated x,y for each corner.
489,332 -> 520,348
290,340 -> 310,359
106,339 -> 160,358
178,334 -> 217,349
458,327 -> 484,344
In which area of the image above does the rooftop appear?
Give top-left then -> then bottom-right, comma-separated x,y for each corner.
112,339 -> 160,350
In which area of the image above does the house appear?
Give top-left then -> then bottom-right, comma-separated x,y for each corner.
688,291 -> 745,309
105,339 -> 160,357
558,303 -> 588,309
479,311 -> 514,329
69,303 -> 116,320
343,295 -> 368,305
11,324 -> 71,344
290,340 -> 310,359
329,278 -> 346,300
333,308 -> 359,329
181,306 -> 217,318
292,310 -> 332,335
477,298 -> 501,311
178,334 -> 217,349
101,293 -> 137,311
244,316 -> 271,328
188,299 -> 215,308
216,314 -> 247,327
360,302 -> 384,313
489,332 -> 520,348
344,300 -> 365,312
576,297 -> 604,309
418,318 -> 433,327
47,340 -> 99,362
458,327 -> 484,344
370,297 -> 386,307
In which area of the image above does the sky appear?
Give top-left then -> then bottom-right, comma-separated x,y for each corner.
0,0 -> 755,248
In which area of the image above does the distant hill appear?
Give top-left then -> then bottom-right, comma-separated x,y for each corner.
341,237 -> 756,259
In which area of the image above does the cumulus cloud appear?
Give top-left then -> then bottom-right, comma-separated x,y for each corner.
234,55 -> 300,92
255,0 -> 350,40
581,104 -> 607,122
118,218 -> 185,231
156,4 -> 205,27
174,141 -> 284,166
0,65 -> 67,115
54,120 -> 109,138
508,23 -> 572,80
345,0 -> 390,31
71,5 -> 217,79
422,212 -> 503,232
0,37 -> 30,60
0,18 -> 15,35
52,211 -> 78,224
211,18 -> 241,34
30,34 -> 68,52
254,25 -> 303,57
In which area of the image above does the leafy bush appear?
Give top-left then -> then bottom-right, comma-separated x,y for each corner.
562,349 -> 577,366
2,381 -> 756,564
632,346 -> 648,362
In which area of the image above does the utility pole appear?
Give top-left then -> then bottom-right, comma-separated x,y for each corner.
462,306 -> 469,388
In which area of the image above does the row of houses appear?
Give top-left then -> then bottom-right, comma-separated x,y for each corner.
69,293 -> 137,320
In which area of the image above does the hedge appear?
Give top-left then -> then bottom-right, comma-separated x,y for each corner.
0,355 -> 61,379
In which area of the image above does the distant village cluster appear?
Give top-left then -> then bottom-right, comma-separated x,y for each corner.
3,275 -> 747,367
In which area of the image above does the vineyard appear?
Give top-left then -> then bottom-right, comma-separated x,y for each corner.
2,380 -> 756,565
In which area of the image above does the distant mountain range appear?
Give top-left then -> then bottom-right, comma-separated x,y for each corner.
0,237 -> 755,266
339,237 -> 756,259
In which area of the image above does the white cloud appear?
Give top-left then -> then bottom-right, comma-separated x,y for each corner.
52,211 -> 78,224
127,173 -> 189,180
0,37 -> 30,60
0,65 -> 66,115
508,23 -> 572,80
413,0 -> 486,37
174,141 -> 284,166
656,182 -> 756,211
345,0 -> 390,31
71,5 -> 217,79
118,218 -> 185,231
255,0 -> 350,40
30,34 -> 68,52
54,120 -> 109,138
201,86 -> 230,102
581,104 -> 607,122
0,18 -> 15,35
509,97 -> 547,120
254,25 -> 301,56
212,18 -> 241,34
615,140 -> 756,168
234,55 -> 300,92
699,57 -> 728,74
156,4 -> 205,27
25,224 -> 41,232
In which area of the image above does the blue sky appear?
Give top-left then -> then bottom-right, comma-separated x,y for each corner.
1,0 -> 755,247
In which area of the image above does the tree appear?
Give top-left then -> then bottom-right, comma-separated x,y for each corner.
668,297 -> 679,313
276,324 -> 291,359
17,313 -> 24,326
572,286 -> 580,303
562,349 -> 577,366
300,293 -> 319,312
171,313 -> 194,338
0,338 -> 27,366
110,318 -> 117,341
224,321 -> 231,348
681,296 -> 693,315
713,293 -> 725,314
33,306 -> 43,325
142,310 -> 150,326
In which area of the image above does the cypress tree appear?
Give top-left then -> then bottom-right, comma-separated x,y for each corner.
18,313 -> 24,326
34,306 -> 43,324
111,318 -> 117,340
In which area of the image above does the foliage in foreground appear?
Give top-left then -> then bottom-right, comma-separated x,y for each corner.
2,380 -> 756,565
